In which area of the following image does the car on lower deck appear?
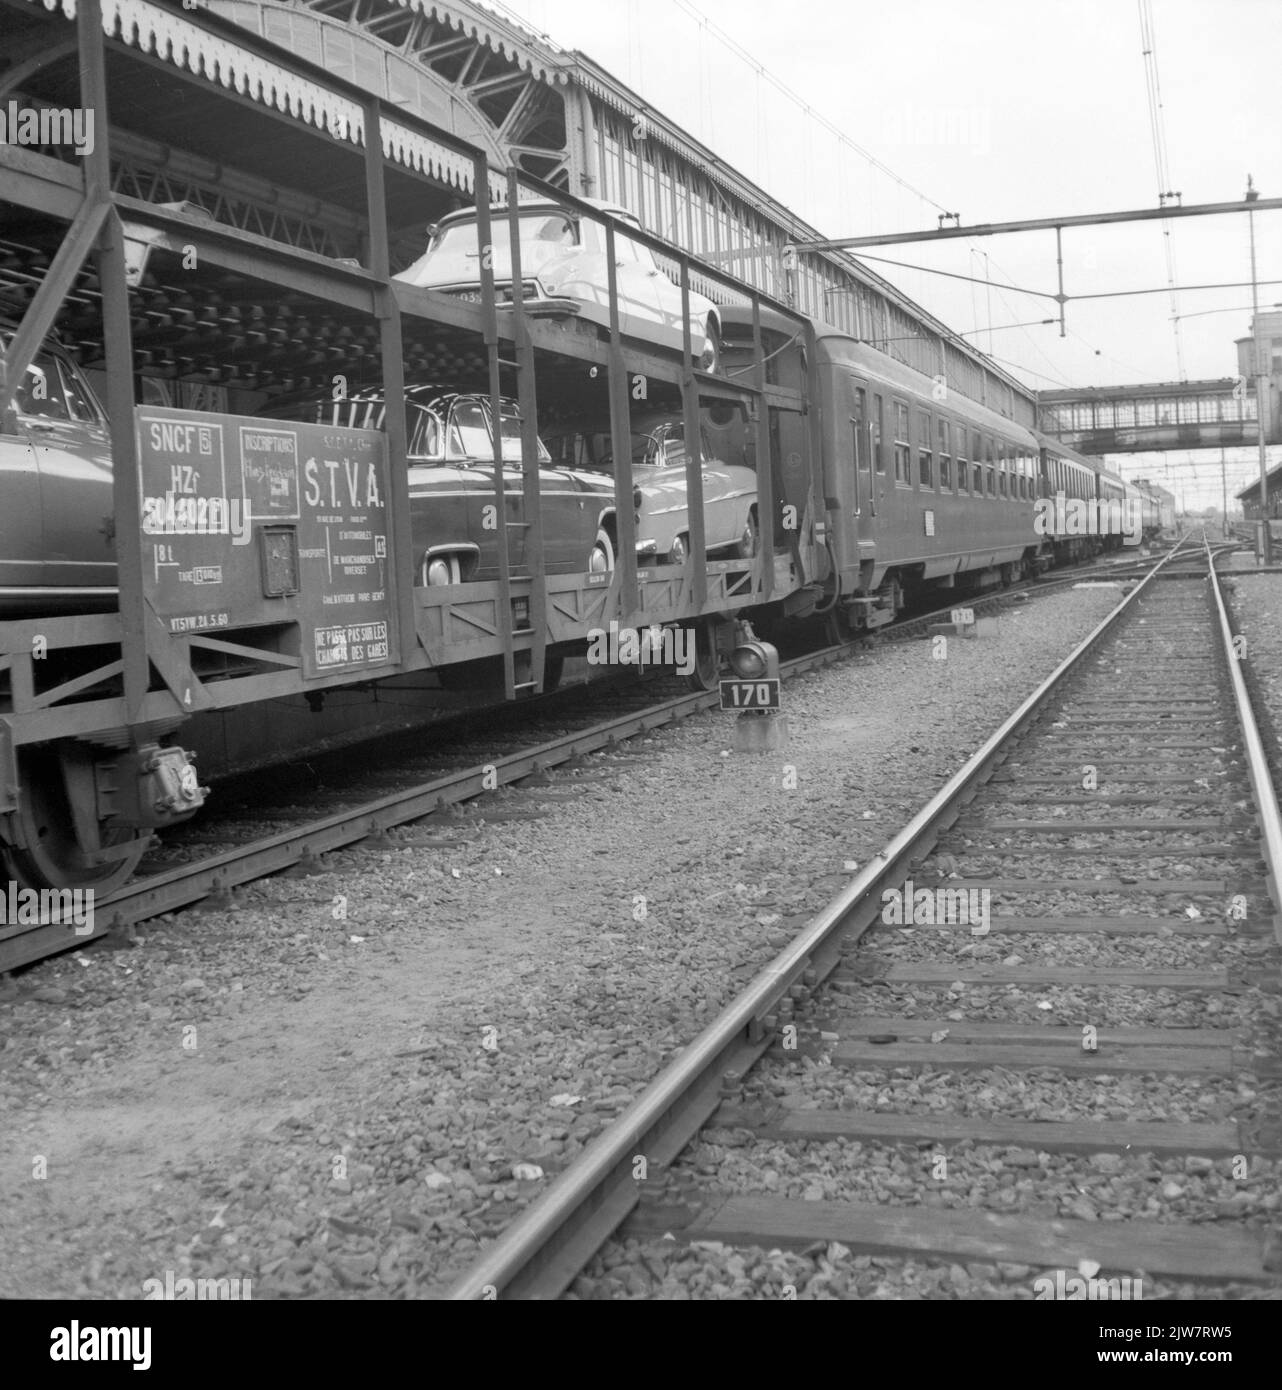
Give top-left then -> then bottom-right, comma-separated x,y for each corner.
266,386 -> 620,584
0,326 -> 116,613
542,411 -> 759,566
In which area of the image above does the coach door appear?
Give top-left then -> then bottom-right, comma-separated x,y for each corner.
848,377 -> 878,560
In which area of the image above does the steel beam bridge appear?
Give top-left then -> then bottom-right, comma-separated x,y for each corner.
1038,378 -> 1271,453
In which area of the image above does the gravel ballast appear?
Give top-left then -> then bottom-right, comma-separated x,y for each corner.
0,584 -> 1156,1299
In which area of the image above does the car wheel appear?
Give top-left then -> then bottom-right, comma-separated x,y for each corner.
589,527 -> 615,573
698,317 -> 721,374
685,620 -> 720,691
732,509 -> 759,559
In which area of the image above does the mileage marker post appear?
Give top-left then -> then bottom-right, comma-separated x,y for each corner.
721,627 -> 787,752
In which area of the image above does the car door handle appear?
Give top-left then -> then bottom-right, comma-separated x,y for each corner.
26,419 -> 57,432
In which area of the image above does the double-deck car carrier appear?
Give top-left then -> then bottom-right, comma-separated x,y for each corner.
0,0 -> 818,922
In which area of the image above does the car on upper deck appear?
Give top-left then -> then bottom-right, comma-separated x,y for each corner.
394,198 -> 723,373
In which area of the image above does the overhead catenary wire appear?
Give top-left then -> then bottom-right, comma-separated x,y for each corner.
667,0 -> 951,217
1138,0 -> 1186,380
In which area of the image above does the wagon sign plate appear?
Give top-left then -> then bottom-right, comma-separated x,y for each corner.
136,406 -> 396,677
719,678 -> 781,711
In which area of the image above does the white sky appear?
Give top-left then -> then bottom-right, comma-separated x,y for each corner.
493,0 -> 1282,509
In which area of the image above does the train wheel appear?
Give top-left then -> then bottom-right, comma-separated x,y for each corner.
685,621 -> 721,691
4,750 -> 145,893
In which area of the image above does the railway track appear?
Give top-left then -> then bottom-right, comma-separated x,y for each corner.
1,548 -> 1152,975
444,537 -> 1282,1299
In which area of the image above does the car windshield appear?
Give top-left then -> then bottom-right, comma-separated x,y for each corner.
430,212 -> 578,275
0,333 -> 106,424
544,428 -> 685,472
447,400 -> 549,463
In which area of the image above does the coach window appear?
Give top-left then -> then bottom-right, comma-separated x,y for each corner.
955,429 -> 968,492
873,394 -> 885,471
938,419 -> 952,490
917,412 -> 934,489
985,439 -> 996,497
893,401 -> 910,484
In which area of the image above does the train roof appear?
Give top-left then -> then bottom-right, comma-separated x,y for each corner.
811,325 -> 1043,448
717,303 -> 809,339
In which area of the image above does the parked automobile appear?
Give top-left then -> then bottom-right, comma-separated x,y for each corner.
542,412 -> 759,565
0,325 -> 116,612
394,198 -> 723,372
273,386 -> 621,581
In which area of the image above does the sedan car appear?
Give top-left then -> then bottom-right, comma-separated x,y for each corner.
277,386 -> 620,583
542,412 -> 759,565
0,326 -> 116,612
395,198 -> 723,373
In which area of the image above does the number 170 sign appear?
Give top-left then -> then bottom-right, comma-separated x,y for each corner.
719,679 -> 781,711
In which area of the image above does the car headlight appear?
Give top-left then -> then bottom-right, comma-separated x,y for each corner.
633,486 -> 643,512
426,557 -> 453,586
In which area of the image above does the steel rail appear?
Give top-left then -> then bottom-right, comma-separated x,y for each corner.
1205,537 -> 1282,944
444,544 -> 1188,1299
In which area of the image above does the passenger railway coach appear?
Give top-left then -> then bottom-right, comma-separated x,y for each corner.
722,312 -> 1151,639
